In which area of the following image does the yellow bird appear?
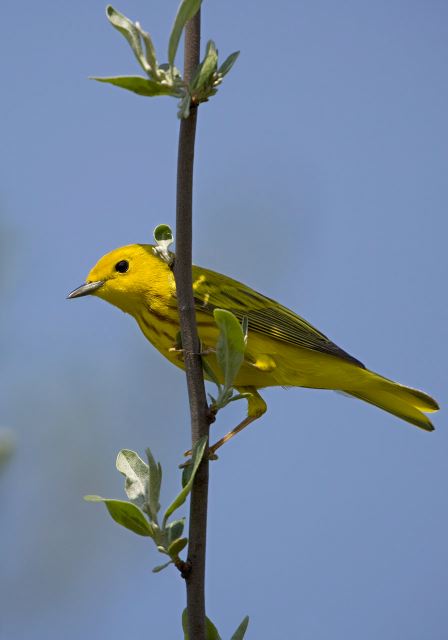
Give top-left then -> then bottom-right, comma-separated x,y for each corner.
68,244 -> 438,452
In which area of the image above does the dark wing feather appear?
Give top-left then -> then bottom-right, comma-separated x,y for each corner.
192,266 -> 364,368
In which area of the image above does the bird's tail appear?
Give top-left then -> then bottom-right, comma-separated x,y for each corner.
345,370 -> 439,432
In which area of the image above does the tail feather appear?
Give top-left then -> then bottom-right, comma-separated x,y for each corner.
345,371 -> 439,432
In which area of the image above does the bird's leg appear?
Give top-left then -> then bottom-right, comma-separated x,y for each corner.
182,387 -> 267,460
182,388 -> 266,459
208,387 -> 267,455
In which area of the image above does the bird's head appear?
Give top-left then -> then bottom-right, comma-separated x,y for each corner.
68,244 -> 174,315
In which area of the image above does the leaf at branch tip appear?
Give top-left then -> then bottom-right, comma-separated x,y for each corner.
91,76 -> 177,97
135,21 -> 158,76
106,6 -> 145,71
168,0 -> 202,67
116,449 -> 148,507
213,309 -> 246,390
154,223 -> 173,243
152,560 -> 173,573
84,496 -> 153,537
218,51 -> 240,78
167,536 -> 188,557
163,436 -> 208,527
153,224 -> 174,264
190,40 -> 218,93
230,616 -> 249,640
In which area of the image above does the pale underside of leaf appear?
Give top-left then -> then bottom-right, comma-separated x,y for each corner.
91,75 -> 178,97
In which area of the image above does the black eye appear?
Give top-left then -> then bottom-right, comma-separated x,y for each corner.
115,260 -> 129,273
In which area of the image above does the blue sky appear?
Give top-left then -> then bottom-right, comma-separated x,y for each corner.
1,1 -> 447,638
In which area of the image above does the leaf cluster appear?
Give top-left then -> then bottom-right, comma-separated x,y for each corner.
92,1 -> 239,118
85,436 -> 207,572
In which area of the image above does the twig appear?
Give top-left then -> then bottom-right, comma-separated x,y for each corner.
173,9 -> 211,640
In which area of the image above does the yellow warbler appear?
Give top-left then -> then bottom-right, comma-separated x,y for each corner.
68,244 -> 438,450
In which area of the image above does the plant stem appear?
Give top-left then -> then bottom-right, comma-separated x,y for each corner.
174,9 -> 211,640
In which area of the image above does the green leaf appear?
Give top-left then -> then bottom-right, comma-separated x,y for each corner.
152,560 -> 173,573
205,617 -> 222,640
178,93 -> 192,119
181,610 -> 222,640
167,536 -> 188,557
134,21 -> 159,76
106,6 -> 145,71
168,0 -> 202,67
163,436 -> 208,527
166,518 -> 185,544
84,496 -> 153,537
91,76 -> 177,97
213,309 -> 246,390
146,447 -> 162,520
182,609 -> 189,639
231,616 -> 249,640
218,51 -> 240,77
190,40 -> 218,93
116,449 -> 148,507
201,355 -> 221,387
157,545 -> 169,555
154,223 -> 173,242
181,461 -> 193,489
153,224 -> 174,264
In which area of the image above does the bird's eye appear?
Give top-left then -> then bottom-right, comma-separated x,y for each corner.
115,260 -> 129,273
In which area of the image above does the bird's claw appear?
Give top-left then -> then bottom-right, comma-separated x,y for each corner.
179,448 -> 219,468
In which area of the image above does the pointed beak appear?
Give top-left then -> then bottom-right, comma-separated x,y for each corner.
67,281 -> 104,299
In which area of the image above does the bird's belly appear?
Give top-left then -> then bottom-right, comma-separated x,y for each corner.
135,310 -> 363,392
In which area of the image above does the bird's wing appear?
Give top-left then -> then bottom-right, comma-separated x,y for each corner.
192,266 -> 364,368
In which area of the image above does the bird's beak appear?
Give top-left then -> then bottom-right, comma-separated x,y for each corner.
67,281 -> 104,299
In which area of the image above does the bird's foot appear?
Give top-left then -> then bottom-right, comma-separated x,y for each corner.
179,449 -> 218,469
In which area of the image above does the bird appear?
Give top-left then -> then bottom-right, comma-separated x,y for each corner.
68,243 -> 438,453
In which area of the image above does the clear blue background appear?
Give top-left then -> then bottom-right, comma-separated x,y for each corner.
1,1 -> 446,638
